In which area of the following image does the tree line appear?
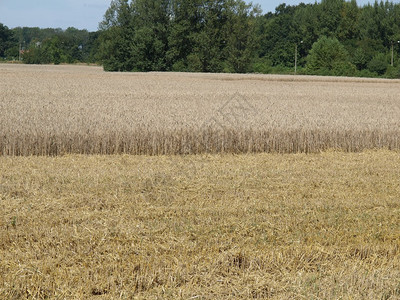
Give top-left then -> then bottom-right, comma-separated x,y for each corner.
0,25 -> 100,64
1,0 -> 400,78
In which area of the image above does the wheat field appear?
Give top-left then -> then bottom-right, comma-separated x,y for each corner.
1,64 -> 400,299
1,64 -> 400,155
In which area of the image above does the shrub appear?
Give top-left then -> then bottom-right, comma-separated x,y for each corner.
172,60 -> 187,72
332,61 -> 357,77
252,57 -> 273,74
186,53 -> 202,72
357,69 -> 378,78
384,65 -> 400,79
367,53 -> 388,75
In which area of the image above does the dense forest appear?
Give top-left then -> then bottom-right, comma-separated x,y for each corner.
1,0 -> 400,78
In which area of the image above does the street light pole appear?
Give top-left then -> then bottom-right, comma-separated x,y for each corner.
295,41 -> 303,74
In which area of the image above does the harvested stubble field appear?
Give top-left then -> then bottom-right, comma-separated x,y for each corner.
1,64 -> 400,299
1,152 -> 400,299
1,64 -> 400,155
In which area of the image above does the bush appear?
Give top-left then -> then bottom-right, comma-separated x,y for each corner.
103,57 -> 122,72
252,57 -> 273,74
384,66 -> 400,79
186,53 -> 202,72
357,69 -> 379,78
5,46 -> 19,60
172,60 -> 187,72
271,65 -> 294,74
23,47 -> 51,64
305,67 -> 332,76
332,61 -> 357,77
367,53 -> 388,75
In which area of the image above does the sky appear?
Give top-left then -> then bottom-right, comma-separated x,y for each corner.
0,0 -> 374,32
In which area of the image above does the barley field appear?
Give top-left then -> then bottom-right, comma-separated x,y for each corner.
1,64 -> 400,155
1,65 -> 400,299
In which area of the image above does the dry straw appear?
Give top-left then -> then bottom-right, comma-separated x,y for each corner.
1,152 -> 400,298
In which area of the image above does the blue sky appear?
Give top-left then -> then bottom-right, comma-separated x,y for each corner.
0,0 -> 374,32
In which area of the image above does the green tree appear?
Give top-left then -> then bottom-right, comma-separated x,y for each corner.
306,36 -> 350,73
94,0 -> 400,78
351,47 -> 368,70
318,0 -> 344,37
98,0 -> 134,71
292,4 -> 319,55
23,41 -> 51,64
224,1 -> 260,73
99,0 -> 259,73
193,0 -> 229,72
129,0 -> 170,71
99,0 -> 170,71
11,25 -> 95,64
168,0 -> 231,72
86,31 -> 102,63
259,4 -> 299,67
337,0 -> 359,41
167,0 -> 204,71
0,23 -> 17,59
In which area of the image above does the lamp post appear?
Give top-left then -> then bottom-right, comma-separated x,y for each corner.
391,40 -> 400,67
295,40 -> 303,74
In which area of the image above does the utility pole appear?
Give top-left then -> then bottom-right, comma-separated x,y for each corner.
391,41 -> 394,67
295,41 -> 303,74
